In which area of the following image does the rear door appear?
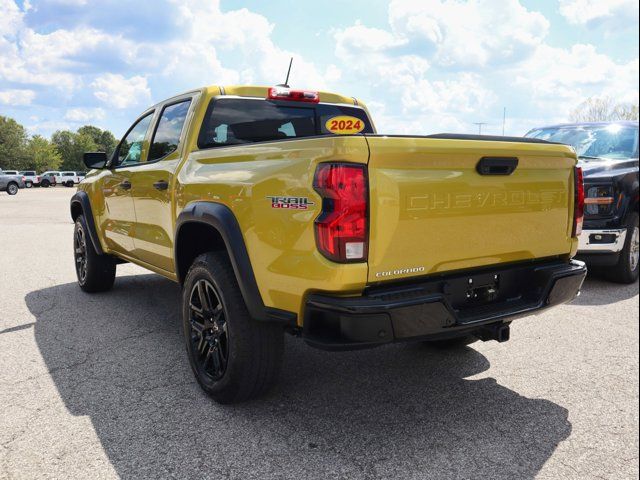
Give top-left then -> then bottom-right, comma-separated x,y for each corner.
366,136 -> 577,282
130,95 -> 195,272
100,111 -> 154,254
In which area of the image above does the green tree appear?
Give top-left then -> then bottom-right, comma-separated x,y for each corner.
77,125 -> 118,156
0,115 -> 29,170
26,135 -> 62,171
51,130 -> 98,171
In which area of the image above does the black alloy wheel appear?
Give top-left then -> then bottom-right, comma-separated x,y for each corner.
182,252 -> 284,403
74,225 -> 88,283
187,279 -> 229,381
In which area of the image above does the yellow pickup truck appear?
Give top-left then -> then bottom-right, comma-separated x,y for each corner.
71,85 -> 587,403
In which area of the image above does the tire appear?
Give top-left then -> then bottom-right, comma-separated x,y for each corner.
424,334 -> 478,349
74,214 -> 116,292
6,182 -> 18,195
608,212 -> 639,284
66,181 -> 74,187
25,181 -> 33,188
183,252 -> 284,404
41,179 -> 50,188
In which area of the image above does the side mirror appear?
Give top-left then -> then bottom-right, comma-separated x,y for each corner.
83,152 -> 108,169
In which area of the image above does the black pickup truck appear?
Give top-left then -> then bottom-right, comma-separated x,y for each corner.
526,121 -> 639,283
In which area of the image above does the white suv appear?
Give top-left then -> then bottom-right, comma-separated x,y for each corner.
41,171 -> 79,187
60,171 -> 80,187
19,170 -> 40,187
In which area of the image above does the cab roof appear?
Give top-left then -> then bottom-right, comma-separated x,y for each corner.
205,85 -> 360,107
533,120 -> 639,129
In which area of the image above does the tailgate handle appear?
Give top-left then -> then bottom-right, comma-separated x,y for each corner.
476,157 -> 518,176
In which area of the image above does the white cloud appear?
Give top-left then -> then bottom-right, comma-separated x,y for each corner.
25,119 -> 73,135
164,0 -> 341,91
401,73 -> 496,114
559,0 -> 639,30
0,0 -> 23,37
387,0 -> 549,69
92,74 -> 151,109
0,88 -> 35,105
332,0 -> 638,135
64,107 -> 106,122
514,44 -> 639,110
0,0 -> 637,139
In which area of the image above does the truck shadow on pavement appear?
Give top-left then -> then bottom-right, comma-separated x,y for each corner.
28,275 -> 572,480
571,274 -> 639,306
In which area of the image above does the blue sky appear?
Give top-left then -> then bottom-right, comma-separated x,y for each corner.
1,0 -> 638,139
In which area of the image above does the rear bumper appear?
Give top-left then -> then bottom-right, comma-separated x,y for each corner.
578,228 -> 627,254
303,259 -> 586,350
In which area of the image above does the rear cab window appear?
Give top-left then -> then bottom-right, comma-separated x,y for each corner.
197,98 -> 374,149
149,99 -> 192,161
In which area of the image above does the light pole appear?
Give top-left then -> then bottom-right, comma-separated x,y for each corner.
502,107 -> 506,136
473,122 -> 488,135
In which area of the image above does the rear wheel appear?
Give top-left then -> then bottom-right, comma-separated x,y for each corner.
6,182 -> 18,195
74,215 -> 116,292
183,252 -> 284,404
609,212 -> 639,284
41,179 -> 50,188
25,181 -> 33,188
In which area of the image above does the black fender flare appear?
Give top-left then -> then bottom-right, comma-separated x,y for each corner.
175,202 -> 296,324
70,191 -> 104,255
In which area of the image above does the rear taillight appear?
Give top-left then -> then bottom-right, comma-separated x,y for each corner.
572,166 -> 584,237
313,163 -> 368,262
267,87 -> 319,103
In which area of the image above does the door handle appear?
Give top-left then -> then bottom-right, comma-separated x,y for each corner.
476,157 -> 519,175
119,180 -> 132,190
153,180 -> 169,191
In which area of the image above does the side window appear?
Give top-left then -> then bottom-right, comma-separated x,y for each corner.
116,113 -> 154,167
149,100 -> 192,161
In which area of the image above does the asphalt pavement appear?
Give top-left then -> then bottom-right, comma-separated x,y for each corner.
1,188 -> 638,479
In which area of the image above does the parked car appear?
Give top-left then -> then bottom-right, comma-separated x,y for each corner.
39,172 -> 58,188
0,169 -> 26,195
60,171 -> 81,187
19,170 -> 40,187
526,121 -> 639,283
40,171 -> 77,187
71,84 -> 587,403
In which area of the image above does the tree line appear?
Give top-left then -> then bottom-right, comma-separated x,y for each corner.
0,115 -> 117,172
570,97 -> 638,123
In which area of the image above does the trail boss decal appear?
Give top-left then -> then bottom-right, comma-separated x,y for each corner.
267,196 -> 314,210
325,116 -> 365,135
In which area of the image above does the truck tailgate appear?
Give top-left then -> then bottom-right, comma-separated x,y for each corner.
366,136 -> 577,283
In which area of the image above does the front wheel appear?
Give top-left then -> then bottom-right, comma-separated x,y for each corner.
41,179 -> 50,188
6,182 -> 18,195
74,215 -> 116,292
609,212 -> 639,284
183,252 -> 284,404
